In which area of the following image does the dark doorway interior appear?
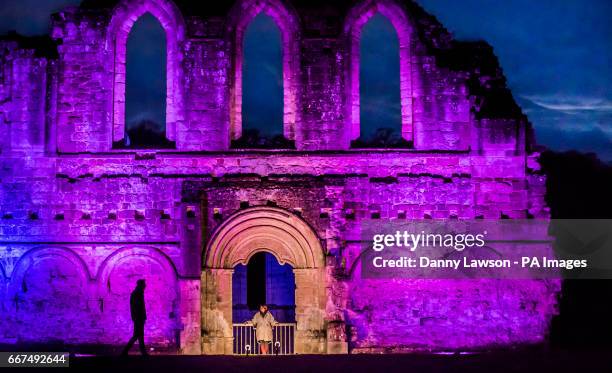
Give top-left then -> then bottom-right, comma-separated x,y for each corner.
233,252 -> 295,323
247,251 -> 266,309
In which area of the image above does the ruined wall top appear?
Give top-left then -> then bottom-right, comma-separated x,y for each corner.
0,0 -> 534,155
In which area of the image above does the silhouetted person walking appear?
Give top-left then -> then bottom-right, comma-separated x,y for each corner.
121,279 -> 149,356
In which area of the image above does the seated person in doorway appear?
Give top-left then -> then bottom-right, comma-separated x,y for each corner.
250,304 -> 278,354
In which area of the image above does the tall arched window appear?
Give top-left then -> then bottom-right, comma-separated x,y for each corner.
120,13 -> 173,149
229,0 -> 300,149
355,14 -> 406,148
344,1 -> 413,148
108,0 -> 186,150
233,13 -> 290,148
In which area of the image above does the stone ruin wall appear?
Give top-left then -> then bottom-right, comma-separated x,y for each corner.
0,0 -> 557,353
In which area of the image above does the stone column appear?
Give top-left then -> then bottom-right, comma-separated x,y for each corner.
200,268 -> 233,354
326,264 -> 349,354
294,268 -> 327,354
326,320 -> 349,354
178,278 -> 202,354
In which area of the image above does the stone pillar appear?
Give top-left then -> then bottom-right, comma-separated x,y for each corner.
200,268 -> 233,354
325,264 -> 349,354
326,320 -> 349,354
178,278 -> 201,354
178,202 -> 203,354
181,203 -> 202,278
294,268 -> 327,354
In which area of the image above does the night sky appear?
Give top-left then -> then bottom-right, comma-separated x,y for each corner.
0,0 -> 610,160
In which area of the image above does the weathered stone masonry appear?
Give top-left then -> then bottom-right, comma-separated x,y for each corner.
1,0 -> 557,354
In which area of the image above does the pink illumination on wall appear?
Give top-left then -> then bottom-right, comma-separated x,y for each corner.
0,0 -> 556,355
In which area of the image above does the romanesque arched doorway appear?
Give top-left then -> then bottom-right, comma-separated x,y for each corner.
201,207 -> 326,355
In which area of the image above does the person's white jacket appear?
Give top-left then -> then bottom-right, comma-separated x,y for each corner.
251,311 -> 277,342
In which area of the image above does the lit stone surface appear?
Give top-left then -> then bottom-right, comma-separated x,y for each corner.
0,0 -> 557,354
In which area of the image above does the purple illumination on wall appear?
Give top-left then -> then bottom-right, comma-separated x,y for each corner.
0,0 -> 556,355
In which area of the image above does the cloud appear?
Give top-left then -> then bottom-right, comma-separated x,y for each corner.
516,95 -> 612,161
521,95 -> 612,113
